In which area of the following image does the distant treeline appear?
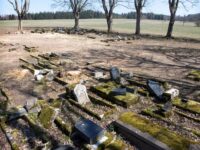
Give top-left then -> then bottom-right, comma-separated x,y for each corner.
0,10 -> 199,22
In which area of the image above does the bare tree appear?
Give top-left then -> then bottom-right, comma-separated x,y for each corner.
7,0 -> 30,32
166,0 -> 199,38
101,0 -> 118,34
54,0 -> 89,31
134,0 -> 147,35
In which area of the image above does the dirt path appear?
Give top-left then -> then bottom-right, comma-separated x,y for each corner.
0,30 -> 200,105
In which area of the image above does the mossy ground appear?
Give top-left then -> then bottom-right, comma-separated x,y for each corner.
172,98 -> 200,114
119,112 -> 193,150
188,70 -> 200,81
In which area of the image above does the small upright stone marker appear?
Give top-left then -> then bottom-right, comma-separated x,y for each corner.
74,84 -> 90,105
110,67 -> 120,81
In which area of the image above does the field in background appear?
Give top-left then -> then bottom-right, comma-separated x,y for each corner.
0,19 -> 200,39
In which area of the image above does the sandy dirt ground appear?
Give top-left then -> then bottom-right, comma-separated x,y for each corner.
0,29 -> 200,106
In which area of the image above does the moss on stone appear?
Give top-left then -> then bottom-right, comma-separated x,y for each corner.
92,82 -> 139,108
119,112 -> 194,150
142,106 -> 166,119
50,99 -> 62,108
98,132 -> 126,150
38,105 -> 56,128
172,98 -> 200,114
188,70 -> 200,81
54,117 -> 72,136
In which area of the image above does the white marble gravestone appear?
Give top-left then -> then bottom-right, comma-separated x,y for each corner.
74,84 -> 90,105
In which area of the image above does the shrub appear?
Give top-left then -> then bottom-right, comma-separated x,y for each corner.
195,21 -> 200,27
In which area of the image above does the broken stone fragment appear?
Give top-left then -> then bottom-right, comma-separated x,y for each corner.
24,97 -> 38,111
46,70 -> 54,81
94,72 -> 104,79
147,80 -> 164,101
163,88 -> 179,101
73,83 -> 90,105
8,107 -> 27,121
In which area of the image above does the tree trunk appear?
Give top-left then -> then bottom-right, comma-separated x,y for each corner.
74,14 -> 80,31
18,16 -> 22,32
107,17 -> 112,34
166,13 -> 176,38
135,9 -> 141,35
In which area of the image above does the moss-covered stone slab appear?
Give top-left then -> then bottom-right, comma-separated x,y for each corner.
119,112 -> 196,150
0,122 -> 20,150
97,132 -> 127,150
0,89 -> 9,114
38,104 -> 57,128
91,82 -> 139,108
187,70 -> 200,81
142,105 -> 172,119
172,98 -> 200,114
54,117 -> 72,136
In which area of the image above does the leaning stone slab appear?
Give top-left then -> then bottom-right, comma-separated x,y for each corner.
116,112 -> 195,150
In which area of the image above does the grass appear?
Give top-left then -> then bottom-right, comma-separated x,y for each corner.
0,19 -> 200,39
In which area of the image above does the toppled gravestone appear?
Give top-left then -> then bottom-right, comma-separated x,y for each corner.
110,88 -> 127,96
160,101 -> 173,117
24,98 -> 41,113
73,119 -> 105,145
8,107 -> 27,121
74,83 -> 90,105
147,80 -> 164,101
38,105 -> 58,129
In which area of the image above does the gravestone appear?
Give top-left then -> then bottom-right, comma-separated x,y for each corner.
147,80 -> 164,100
94,72 -> 104,79
74,119 -> 105,144
163,88 -> 179,101
8,107 -> 27,121
24,98 -> 38,111
110,67 -> 120,81
110,88 -> 127,96
162,101 -> 173,112
74,84 -> 90,105
160,101 -> 173,117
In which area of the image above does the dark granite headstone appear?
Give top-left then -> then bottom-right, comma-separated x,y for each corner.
110,67 -> 120,81
162,101 -> 172,112
74,119 -> 104,144
110,88 -> 127,96
147,80 -> 164,100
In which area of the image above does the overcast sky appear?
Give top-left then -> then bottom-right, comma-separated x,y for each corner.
0,0 -> 200,16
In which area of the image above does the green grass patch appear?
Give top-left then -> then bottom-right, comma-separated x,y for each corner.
1,19 -> 200,39
119,112 -> 194,150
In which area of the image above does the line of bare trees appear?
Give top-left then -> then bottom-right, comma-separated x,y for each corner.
8,0 -> 199,38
